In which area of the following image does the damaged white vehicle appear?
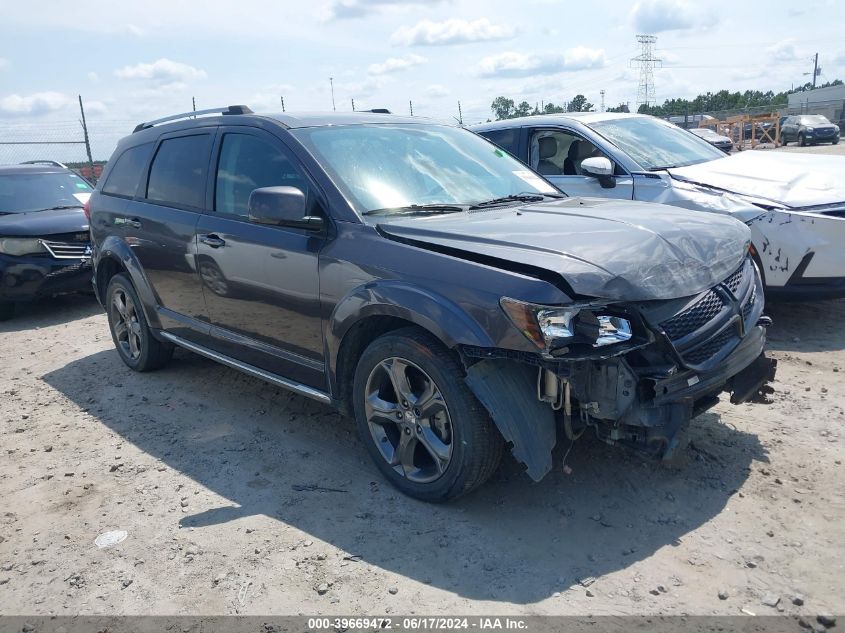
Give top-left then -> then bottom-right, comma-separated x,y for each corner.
473,113 -> 845,300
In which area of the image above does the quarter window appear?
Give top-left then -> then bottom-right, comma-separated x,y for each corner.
146,135 -> 210,209
102,143 -> 153,198
214,134 -> 309,218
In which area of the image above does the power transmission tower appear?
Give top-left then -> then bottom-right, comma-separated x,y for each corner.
630,34 -> 661,109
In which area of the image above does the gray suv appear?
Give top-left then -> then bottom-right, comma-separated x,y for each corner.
88,106 -> 776,501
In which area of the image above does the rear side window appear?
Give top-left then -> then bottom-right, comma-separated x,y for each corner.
214,133 -> 309,218
481,128 -> 520,157
101,143 -> 153,198
146,135 -> 210,209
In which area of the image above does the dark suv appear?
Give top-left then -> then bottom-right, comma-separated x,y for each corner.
89,106 -> 776,501
0,162 -> 94,320
781,114 -> 840,146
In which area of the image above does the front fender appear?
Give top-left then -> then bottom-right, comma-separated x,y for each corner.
95,235 -> 162,329
327,280 -> 497,378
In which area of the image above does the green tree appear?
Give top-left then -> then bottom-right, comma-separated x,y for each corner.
543,102 -> 566,114
515,101 -> 532,117
568,94 -> 593,112
491,96 -> 516,120
608,103 -> 630,113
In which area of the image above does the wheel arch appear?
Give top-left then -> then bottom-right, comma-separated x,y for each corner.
95,236 -> 162,329
328,281 -> 496,415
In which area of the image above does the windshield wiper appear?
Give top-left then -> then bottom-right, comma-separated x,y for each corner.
363,204 -> 465,216
31,204 -> 84,212
469,192 -> 565,209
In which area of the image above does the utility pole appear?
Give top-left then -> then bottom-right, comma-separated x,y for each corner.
457,100 -> 463,125
631,34 -> 661,109
78,95 -> 95,181
600,90 -> 606,113
280,96 -> 285,112
192,96 -> 196,112
329,77 -> 336,111
409,100 -> 413,116
812,53 -> 819,88
351,98 -> 355,111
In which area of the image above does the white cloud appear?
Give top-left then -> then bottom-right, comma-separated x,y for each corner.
324,0 -> 440,20
767,39 -> 801,62
835,51 -> 845,66
87,71 -> 99,82
114,58 -> 207,87
125,23 -> 145,37
0,58 -> 9,71
368,54 -> 427,75
336,77 -> 388,99
477,47 -> 606,78
630,0 -> 716,33
84,100 -> 108,115
425,84 -> 450,98
391,18 -> 515,46
0,92 -> 72,116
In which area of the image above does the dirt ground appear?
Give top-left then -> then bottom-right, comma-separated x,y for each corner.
1,290 -> 843,618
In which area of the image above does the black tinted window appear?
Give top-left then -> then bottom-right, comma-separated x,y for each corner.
147,135 -> 210,208
481,128 -> 519,156
215,134 -> 308,218
102,143 -> 153,197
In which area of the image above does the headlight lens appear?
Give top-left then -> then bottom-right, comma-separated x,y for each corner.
500,297 -> 632,352
806,126 -> 815,132
0,237 -> 44,256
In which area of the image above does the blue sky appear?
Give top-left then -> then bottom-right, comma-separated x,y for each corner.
1,0 -> 843,134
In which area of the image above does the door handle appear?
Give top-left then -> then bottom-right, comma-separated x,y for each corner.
200,234 -> 226,248
115,217 -> 142,229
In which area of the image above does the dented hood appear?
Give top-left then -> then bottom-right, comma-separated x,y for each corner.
378,197 -> 750,301
668,152 -> 845,208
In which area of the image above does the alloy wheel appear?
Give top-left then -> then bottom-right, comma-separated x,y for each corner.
364,357 -> 453,483
111,289 -> 142,361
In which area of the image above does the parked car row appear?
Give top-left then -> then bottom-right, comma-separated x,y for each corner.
780,114 -> 841,146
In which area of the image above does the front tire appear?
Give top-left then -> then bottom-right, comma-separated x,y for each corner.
798,133 -> 806,146
106,273 -> 173,371
352,327 -> 503,502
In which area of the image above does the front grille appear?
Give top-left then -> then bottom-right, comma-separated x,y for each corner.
41,239 -> 91,259
661,289 -> 724,340
658,256 -> 758,367
684,329 -> 736,364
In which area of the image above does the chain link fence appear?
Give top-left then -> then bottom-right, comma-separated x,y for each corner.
0,119 -> 137,183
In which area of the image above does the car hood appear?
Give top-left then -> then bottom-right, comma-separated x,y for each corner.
0,207 -> 88,237
377,197 -> 750,301
668,152 -> 845,208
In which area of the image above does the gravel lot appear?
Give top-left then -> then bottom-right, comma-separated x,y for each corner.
1,141 -> 844,618
1,291 -> 843,618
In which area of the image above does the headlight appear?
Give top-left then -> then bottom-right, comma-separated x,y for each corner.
0,237 -> 44,256
806,126 -> 815,132
500,297 -> 633,353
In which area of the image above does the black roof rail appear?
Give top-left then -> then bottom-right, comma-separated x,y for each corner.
133,105 -> 254,133
20,160 -> 67,168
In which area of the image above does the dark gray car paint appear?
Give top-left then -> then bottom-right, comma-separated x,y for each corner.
90,112 -> 772,482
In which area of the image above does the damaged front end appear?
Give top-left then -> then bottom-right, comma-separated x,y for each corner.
462,255 -> 777,481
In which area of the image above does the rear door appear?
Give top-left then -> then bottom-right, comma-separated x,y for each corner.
195,126 -> 327,390
525,127 -> 634,199
120,129 -> 214,335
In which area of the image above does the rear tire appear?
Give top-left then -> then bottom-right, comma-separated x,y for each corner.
352,327 -> 503,502
106,273 -> 173,371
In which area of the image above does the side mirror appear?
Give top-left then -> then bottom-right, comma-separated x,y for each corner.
247,186 -> 324,231
580,156 -> 616,188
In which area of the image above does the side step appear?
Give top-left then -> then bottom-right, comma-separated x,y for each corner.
158,332 -> 332,404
